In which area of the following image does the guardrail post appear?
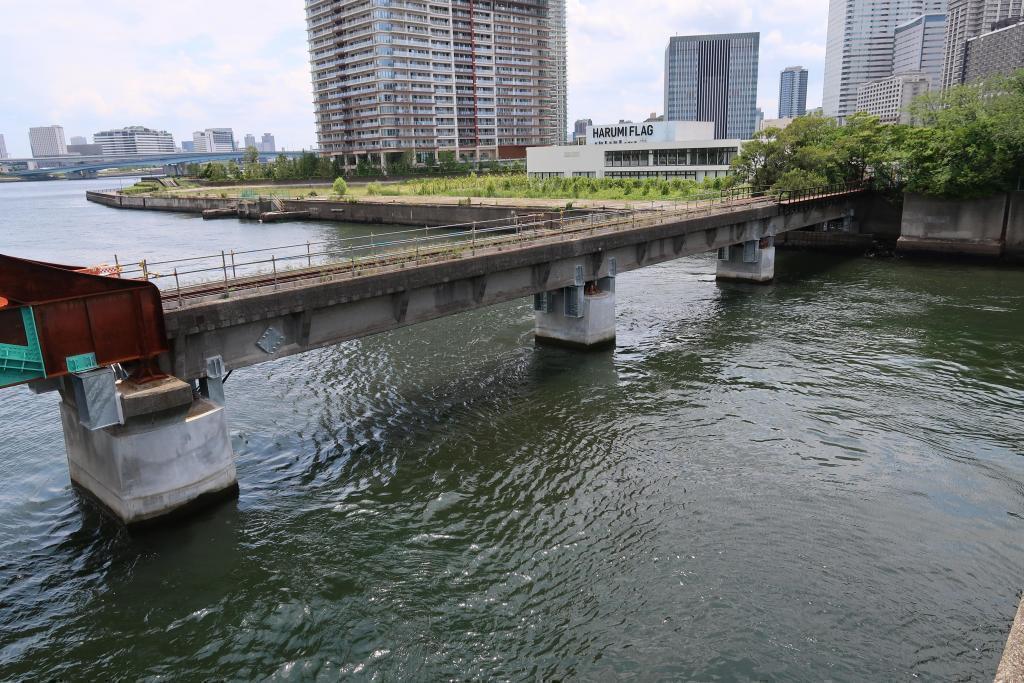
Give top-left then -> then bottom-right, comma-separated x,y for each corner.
221,251 -> 229,295
174,268 -> 182,305
141,259 -> 149,281
230,250 -> 237,279
272,255 -> 277,289
307,242 -> 312,268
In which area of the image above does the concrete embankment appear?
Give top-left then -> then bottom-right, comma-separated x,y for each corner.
898,192 -> 1024,261
86,190 -> 576,227
997,597 -> 1024,682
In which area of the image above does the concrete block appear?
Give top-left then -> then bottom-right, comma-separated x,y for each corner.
60,383 -> 236,526
716,239 -> 775,283
535,284 -> 616,350
898,192 -> 1007,257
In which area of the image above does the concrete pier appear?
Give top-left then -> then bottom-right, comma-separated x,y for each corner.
997,597 -> 1024,682
534,277 -> 616,350
59,375 -> 237,526
716,237 -> 776,283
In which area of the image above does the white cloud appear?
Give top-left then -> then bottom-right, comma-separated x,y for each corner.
567,0 -> 828,127
0,0 -> 312,156
0,0 -> 830,156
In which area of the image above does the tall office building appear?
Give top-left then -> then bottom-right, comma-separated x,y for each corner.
823,0 -> 946,119
69,135 -> 88,146
181,140 -> 195,153
29,125 -> 67,157
942,0 -> 1023,88
778,66 -> 809,118
305,0 -> 566,167
0,134 -> 8,159
244,133 -> 257,149
894,13 -> 948,88
261,133 -> 276,153
94,126 -> 175,155
664,33 -> 760,140
193,128 -> 236,153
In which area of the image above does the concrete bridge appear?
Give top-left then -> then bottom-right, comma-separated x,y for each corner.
3,184 -> 866,526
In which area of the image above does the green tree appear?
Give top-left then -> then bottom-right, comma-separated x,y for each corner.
332,177 -> 348,196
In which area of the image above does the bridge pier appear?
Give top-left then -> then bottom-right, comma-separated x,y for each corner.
57,370 -> 236,526
716,237 -> 776,284
534,275 -> 616,350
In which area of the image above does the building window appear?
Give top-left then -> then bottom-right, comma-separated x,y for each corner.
529,172 -> 564,179
604,150 -> 650,168
572,171 -> 596,177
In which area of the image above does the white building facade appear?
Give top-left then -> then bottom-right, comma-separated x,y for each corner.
527,122 -> 741,181
193,128 -> 237,153
305,0 -> 567,167
261,133 -> 276,152
93,126 -> 175,156
29,125 -> 67,157
0,134 -> 8,159
824,0 -> 946,120
855,72 -> 931,123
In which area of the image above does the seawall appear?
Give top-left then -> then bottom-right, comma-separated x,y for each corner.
898,192 -> 1024,260
86,191 -> 573,227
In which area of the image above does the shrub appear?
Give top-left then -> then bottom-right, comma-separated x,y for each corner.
367,182 -> 383,195
332,177 -> 348,196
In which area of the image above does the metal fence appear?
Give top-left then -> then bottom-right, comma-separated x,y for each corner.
98,181 -> 866,309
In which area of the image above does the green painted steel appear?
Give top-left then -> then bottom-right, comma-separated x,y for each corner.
65,352 -> 99,374
0,307 -> 47,388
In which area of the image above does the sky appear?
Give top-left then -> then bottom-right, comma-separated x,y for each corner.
0,0 -> 829,158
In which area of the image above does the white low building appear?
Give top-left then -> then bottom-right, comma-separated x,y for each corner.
526,121 -> 742,181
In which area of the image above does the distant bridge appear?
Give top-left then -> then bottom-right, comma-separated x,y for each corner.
1,151 -> 307,178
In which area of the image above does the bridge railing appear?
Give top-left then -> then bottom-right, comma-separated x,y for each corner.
104,180 -> 867,307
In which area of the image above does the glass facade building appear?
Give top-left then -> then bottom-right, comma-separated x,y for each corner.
823,0 -> 945,120
893,13 -> 948,88
778,66 -> 808,118
664,33 -> 760,140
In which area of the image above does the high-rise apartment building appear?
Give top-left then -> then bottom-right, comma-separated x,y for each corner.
193,128 -> 237,153
69,135 -> 88,146
778,66 -> 809,118
942,0 -> 1023,88
244,133 -> 257,149
549,0 -> 568,142
664,33 -> 760,140
823,0 -> 946,119
894,13 -> 948,88
0,134 -> 8,159
29,125 -> 67,157
964,18 -> 1024,81
261,133 -> 276,153
94,126 -> 175,155
306,0 -> 566,167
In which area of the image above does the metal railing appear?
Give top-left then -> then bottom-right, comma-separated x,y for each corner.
98,181 -> 867,309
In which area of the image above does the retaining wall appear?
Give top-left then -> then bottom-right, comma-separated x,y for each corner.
898,193 -> 1008,257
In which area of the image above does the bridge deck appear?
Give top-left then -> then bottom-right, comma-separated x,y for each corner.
157,194 -> 781,311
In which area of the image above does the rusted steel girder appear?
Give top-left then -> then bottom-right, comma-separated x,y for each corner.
0,254 -> 168,389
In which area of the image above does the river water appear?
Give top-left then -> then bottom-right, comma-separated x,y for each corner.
1,178 -> 1023,680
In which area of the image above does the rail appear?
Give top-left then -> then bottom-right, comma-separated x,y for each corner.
97,181 -> 866,309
